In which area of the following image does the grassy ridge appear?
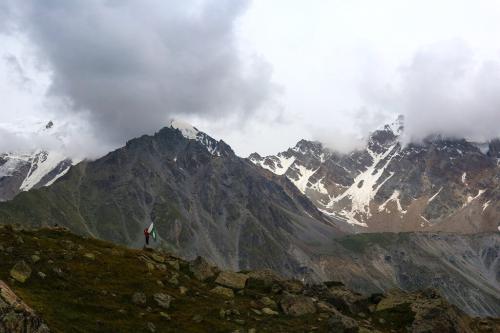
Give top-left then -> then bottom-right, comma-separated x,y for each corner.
0,227 -> 326,332
336,232 -> 411,253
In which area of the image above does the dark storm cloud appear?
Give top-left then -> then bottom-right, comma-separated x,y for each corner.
2,0 -> 276,144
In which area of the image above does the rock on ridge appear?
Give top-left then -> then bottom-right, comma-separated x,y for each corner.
0,280 -> 50,332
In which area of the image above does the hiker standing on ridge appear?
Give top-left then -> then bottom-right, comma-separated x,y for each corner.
144,228 -> 150,246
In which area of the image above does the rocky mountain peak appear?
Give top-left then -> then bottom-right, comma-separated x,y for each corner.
45,120 -> 54,130
292,140 -> 325,156
168,119 -> 234,157
250,115 -> 500,233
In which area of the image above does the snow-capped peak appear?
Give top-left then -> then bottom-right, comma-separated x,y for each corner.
169,119 -> 200,140
387,115 -> 404,135
168,119 -> 231,157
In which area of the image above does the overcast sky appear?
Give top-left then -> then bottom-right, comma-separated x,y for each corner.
1,0 -> 500,158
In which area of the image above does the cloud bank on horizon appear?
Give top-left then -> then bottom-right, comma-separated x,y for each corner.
1,0 -> 500,156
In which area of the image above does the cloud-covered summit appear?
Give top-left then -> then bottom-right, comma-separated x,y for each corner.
356,40 -> 500,146
398,40 -> 500,144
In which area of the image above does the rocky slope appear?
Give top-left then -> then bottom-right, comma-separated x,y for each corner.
0,121 -> 73,202
1,226 -> 498,332
0,279 -> 49,333
0,121 -> 342,279
250,116 -> 500,233
319,232 -> 500,317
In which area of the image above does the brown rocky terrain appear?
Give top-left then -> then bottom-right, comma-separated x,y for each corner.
0,225 -> 498,332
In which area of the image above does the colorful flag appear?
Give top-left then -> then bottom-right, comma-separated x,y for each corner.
147,223 -> 157,241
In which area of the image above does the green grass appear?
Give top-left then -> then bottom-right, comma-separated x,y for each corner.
336,232 -> 411,253
372,302 -> 415,332
0,226 -> 330,332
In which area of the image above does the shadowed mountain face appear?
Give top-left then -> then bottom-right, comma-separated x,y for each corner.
250,116 -> 500,233
0,124 -> 341,279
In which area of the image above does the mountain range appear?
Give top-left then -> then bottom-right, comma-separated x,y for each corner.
0,118 -> 498,317
250,116 -> 500,234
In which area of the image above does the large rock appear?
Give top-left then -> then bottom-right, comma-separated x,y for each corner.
282,280 -> 304,294
279,295 -> 316,316
0,280 -> 50,332
153,293 -> 172,310
10,261 -> 32,283
188,257 -> 215,281
375,289 -> 413,312
409,290 -> 472,333
215,271 -> 248,290
150,253 -> 165,263
132,292 -> 147,306
210,286 -> 234,298
328,312 -> 359,333
327,286 -> 366,314
245,269 -> 283,291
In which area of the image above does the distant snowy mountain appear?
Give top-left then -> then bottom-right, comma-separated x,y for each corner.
0,121 -> 74,201
250,116 -> 500,233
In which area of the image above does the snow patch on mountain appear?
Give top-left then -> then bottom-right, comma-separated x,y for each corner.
0,154 -> 30,177
250,154 -> 296,176
170,119 -> 199,140
169,119 -> 223,156
20,151 -> 71,191
379,190 -> 407,215
328,143 -> 398,220
290,165 -> 318,193
464,189 -> 485,207
318,208 -> 368,227
482,200 -> 491,212
273,155 -> 296,175
428,187 -> 443,203
309,177 -> 329,195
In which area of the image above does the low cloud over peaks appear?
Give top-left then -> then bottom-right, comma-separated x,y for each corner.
396,40 -> 500,144
2,0 -> 277,146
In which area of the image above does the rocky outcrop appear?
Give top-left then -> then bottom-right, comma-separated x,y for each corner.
10,260 -> 32,283
0,280 -> 49,332
188,256 -> 217,281
279,295 -> 316,316
214,271 -> 248,290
